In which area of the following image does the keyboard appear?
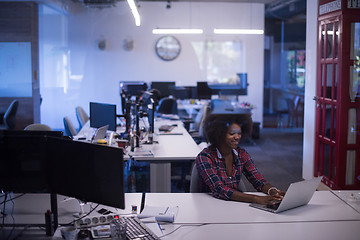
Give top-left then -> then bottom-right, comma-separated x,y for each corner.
124,215 -> 160,240
159,124 -> 175,132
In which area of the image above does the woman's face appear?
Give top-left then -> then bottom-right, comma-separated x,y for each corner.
224,123 -> 242,149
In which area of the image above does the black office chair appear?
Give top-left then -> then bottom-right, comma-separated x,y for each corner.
156,97 -> 178,115
0,99 -> 19,130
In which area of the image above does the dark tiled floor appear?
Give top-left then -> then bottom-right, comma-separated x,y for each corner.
242,128 -> 304,192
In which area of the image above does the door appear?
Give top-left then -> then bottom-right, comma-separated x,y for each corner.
0,2 -> 40,130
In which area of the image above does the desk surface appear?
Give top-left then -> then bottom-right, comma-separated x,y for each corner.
2,192 -> 360,240
144,192 -> 360,224
125,118 -> 201,161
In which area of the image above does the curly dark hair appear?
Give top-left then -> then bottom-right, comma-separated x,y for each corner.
203,114 -> 251,148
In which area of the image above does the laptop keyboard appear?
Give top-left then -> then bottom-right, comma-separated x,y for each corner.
266,200 -> 281,210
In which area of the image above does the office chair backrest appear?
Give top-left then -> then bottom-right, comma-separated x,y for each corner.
197,103 -> 210,138
63,116 -> 78,137
190,163 -> 200,193
3,99 -> 19,130
156,97 -> 178,115
76,106 -> 89,129
24,123 -> 53,131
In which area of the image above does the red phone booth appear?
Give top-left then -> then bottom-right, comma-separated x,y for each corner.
314,0 -> 360,189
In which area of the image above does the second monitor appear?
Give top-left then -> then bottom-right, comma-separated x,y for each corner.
150,81 -> 175,98
90,102 -> 117,131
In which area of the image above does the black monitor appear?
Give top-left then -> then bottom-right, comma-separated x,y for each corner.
197,82 -> 213,99
169,86 -> 189,100
120,81 -> 148,97
0,130 -> 64,193
0,130 -> 125,210
150,81 -> 176,98
90,102 -> 117,131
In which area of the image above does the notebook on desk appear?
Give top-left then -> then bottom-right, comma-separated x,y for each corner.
249,176 -> 323,213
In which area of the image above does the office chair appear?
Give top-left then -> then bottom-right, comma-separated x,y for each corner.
24,123 -> 53,131
190,162 -> 246,193
188,103 -> 210,144
286,96 -> 304,128
63,116 -> 78,137
156,97 -> 178,115
0,99 -> 19,130
76,106 -> 89,129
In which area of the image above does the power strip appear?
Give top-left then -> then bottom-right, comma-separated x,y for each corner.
74,214 -> 120,228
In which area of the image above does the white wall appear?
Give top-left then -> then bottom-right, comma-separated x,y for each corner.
39,2 -> 265,130
303,0 -> 318,179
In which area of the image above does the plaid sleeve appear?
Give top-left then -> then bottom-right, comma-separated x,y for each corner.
240,149 -> 267,191
195,151 -> 234,200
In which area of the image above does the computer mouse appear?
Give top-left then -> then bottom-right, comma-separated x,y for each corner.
97,139 -> 107,144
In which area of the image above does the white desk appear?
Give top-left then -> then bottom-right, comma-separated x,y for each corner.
331,190 -> 360,213
144,192 -> 360,224
1,193 -> 142,226
143,191 -> 360,240
1,193 -> 142,240
3,192 -> 360,240
125,118 -> 201,192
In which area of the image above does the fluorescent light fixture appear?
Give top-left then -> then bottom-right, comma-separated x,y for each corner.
127,0 -> 140,26
152,29 -> 203,34
214,29 -> 264,35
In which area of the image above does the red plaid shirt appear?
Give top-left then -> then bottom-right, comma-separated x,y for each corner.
195,146 -> 267,200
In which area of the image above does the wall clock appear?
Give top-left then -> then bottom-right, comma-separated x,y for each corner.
155,36 -> 181,61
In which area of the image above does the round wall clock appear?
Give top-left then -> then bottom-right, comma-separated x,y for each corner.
155,36 -> 181,61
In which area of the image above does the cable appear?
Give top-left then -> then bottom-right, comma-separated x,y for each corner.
159,223 -> 207,239
0,193 -> 26,205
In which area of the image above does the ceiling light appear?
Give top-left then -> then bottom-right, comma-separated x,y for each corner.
127,0 -> 140,26
152,29 -> 203,34
214,29 -> 264,35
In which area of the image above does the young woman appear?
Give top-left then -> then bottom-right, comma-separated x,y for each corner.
195,115 -> 284,204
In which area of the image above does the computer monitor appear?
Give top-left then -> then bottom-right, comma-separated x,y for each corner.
150,81 -> 176,98
90,102 -> 117,131
169,86 -> 189,100
48,137 -> 125,209
0,130 -> 125,210
119,81 -> 148,97
0,130 -> 64,193
197,82 -> 213,99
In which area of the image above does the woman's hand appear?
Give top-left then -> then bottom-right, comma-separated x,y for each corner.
254,195 -> 282,205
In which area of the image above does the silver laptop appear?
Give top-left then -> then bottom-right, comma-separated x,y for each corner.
249,176 -> 323,213
92,125 -> 109,142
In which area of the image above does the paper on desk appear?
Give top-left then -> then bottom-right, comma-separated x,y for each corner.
137,205 -> 179,222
